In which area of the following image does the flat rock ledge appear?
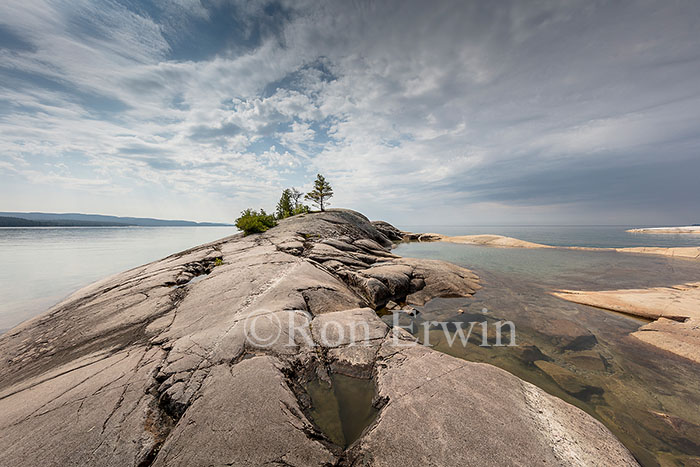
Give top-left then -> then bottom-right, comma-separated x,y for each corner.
0,209 -> 636,466
553,283 -> 700,364
401,230 -> 700,261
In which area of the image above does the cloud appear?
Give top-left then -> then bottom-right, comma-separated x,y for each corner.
1,0 -> 699,223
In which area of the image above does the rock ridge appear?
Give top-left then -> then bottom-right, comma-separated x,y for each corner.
0,209 -> 637,466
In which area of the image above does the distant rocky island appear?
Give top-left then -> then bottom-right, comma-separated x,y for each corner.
627,225 -> 700,234
0,212 -> 233,227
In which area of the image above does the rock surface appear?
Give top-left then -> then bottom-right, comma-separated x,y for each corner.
439,233 -> 554,249
348,329 -> 638,466
553,283 -> 700,364
0,209 -> 636,466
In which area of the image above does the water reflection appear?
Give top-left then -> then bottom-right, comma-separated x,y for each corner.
306,373 -> 379,448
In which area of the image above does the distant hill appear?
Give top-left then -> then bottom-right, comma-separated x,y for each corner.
0,212 -> 233,227
0,216 -> 135,227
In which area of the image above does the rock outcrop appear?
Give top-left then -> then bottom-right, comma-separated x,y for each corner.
553,283 -> 700,364
438,233 -> 555,249
0,209 -> 637,466
350,328 -> 637,467
434,233 -> 700,261
627,226 -> 700,234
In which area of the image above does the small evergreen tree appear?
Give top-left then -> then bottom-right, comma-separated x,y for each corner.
276,189 -> 294,219
305,174 -> 333,211
235,208 -> 277,235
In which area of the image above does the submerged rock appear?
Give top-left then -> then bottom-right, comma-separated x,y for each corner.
0,209 -> 637,466
553,283 -> 700,364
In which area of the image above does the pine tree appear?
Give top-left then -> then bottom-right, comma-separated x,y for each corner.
276,189 -> 294,219
305,174 -> 333,211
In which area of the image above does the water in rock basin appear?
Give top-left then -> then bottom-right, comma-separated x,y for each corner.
387,242 -> 700,467
306,373 -> 379,448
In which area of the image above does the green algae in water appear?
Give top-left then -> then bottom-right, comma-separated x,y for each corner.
306,374 -> 378,448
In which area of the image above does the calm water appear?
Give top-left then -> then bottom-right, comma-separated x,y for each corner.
391,241 -> 700,466
0,227 -> 237,332
306,373 -> 378,448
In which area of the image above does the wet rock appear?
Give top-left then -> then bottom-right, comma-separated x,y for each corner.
564,350 -> 608,372
517,344 -> 553,364
534,360 -> 603,400
535,360 -> 587,393
536,317 -> 598,351
648,411 -> 700,456
553,284 -> 700,364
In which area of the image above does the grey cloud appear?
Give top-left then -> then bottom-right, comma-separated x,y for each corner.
1,0 -> 700,224
189,122 -> 242,141
118,144 -> 169,155
0,24 -> 36,52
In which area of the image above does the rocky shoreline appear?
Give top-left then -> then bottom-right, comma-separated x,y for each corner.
553,283 -> 700,365
627,226 -> 700,234
0,210 -> 637,466
426,233 -> 700,261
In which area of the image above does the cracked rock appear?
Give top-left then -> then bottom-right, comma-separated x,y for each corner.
0,209 -> 636,466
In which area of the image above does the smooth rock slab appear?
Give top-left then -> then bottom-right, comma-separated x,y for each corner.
348,333 -> 639,466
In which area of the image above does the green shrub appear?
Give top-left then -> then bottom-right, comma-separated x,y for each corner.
235,208 -> 277,235
292,204 -> 310,215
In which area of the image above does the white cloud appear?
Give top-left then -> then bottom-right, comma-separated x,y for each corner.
1,0 -> 700,223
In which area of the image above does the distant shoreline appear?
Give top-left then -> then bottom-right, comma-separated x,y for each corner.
626,226 -> 700,234
0,213 -> 233,228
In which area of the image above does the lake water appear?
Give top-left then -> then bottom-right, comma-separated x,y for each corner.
2,224 -> 698,333
0,226 -> 237,332
390,241 -> 700,466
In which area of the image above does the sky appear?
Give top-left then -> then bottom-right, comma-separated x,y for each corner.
1,0 -> 699,225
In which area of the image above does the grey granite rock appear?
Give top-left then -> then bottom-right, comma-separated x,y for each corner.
347,331 -> 639,466
0,209 -> 637,466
